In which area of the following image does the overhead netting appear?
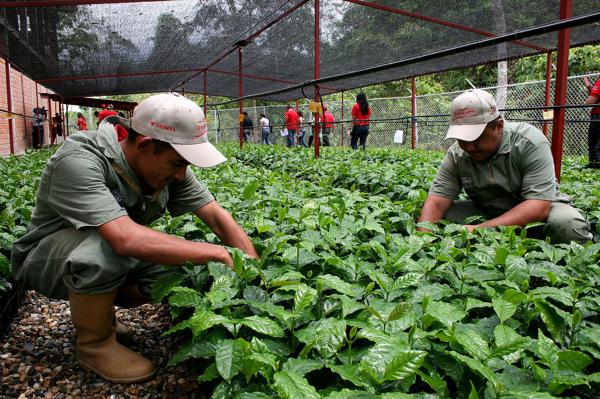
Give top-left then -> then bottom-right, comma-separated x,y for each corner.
1,0 -> 599,100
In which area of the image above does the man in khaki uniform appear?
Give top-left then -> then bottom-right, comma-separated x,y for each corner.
11,93 -> 258,383
418,89 -> 592,244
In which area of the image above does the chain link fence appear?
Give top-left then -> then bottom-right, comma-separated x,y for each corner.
207,73 -> 600,156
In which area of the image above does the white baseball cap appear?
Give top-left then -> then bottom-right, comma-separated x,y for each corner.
129,93 -> 226,168
445,89 -> 500,141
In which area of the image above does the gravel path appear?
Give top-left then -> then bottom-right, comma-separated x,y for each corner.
1,291 -> 209,399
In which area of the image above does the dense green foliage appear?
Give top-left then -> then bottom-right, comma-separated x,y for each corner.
153,145 -> 600,398
0,144 -> 598,398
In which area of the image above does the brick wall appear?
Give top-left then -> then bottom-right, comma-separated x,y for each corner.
0,57 -> 61,156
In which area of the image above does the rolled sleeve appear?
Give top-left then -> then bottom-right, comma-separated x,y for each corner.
167,168 -> 215,216
429,152 -> 462,201
46,152 -> 127,229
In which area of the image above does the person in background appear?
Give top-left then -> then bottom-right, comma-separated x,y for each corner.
241,111 -> 254,143
11,93 -> 258,384
32,107 -> 45,149
297,111 -> 307,147
284,104 -> 298,148
77,112 -> 88,131
417,89 -> 592,244
98,104 -> 118,124
320,105 -> 334,147
351,92 -> 372,150
259,113 -> 271,144
584,76 -> 600,168
50,113 -> 62,145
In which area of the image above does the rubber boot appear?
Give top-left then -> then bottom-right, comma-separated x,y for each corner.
113,313 -> 134,346
69,290 -> 156,383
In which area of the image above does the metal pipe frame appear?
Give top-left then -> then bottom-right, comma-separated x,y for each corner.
314,0 -> 321,159
344,0 -> 549,52
207,11 -> 599,104
543,52 -> 553,136
550,0 -> 572,181
411,77 -> 416,150
5,60 -> 15,154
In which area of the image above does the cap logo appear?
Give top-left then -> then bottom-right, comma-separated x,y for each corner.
452,108 -> 477,121
487,105 -> 497,115
149,120 -> 176,133
194,120 -> 208,138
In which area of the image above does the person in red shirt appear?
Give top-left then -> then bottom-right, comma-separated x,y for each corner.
585,77 -> 600,168
351,92 -> 372,150
76,112 -> 88,131
321,106 -> 334,146
98,104 -> 118,124
284,104 -> 299,147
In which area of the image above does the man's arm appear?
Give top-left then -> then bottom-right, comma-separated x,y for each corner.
417,195 -> 454,231
468,199 -> 551,232
97,216 -> 233,266
195,200 -> 259,258
585,93 -> 599,105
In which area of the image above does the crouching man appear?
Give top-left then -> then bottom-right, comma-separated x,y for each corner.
11,93 -> 258,383
417,89 -> 592,244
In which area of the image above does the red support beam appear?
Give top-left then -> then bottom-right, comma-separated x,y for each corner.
5,61 -> 15,154
411,77 -> 416,150
239,47 -> 244,149
344,0 -> 548,52
543,52 -> 553,136
550,0 -> 572,182
47,95 -> 52,147
314,0 -> 321,159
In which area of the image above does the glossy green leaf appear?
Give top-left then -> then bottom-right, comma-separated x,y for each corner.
240,315 -> 285,338
215,339 -> 246,383
273,371 -> 320,399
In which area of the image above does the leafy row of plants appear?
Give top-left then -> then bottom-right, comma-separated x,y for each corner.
153,145 -> 600,398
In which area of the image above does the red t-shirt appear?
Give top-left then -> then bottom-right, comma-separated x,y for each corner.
77,116 -> 87,131
590,78 -> 600,115
285,108 -> 299,130
351,103 -> 371,126
115,125 -> 129,141
98,109 -> 118,123
321,111 -> 334,128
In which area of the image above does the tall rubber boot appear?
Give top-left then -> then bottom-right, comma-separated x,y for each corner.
69,290 -> 156,383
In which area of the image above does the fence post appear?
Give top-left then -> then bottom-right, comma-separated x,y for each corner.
341,91 -> 345,147
411,77 -> 416,149
543,52 -> 553,137
5,60 -> 15,154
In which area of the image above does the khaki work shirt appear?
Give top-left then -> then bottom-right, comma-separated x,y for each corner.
429,122 -> 569,216
11,120 -> 214,271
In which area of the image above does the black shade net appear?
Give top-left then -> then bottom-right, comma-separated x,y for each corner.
1,0 -> 599,101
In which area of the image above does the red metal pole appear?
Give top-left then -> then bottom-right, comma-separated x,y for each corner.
411,77 -> 416,149
314,0 -> 321,159
341,91 -> 345,146
550,0 -> 572,182
543,52 -> 553,137
239,47 -> 244,149
47,95 -> 52,146
5,61 -> 15,154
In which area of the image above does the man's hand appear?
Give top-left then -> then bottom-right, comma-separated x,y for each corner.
417,195 -> 454,232
465,224 -> 477,233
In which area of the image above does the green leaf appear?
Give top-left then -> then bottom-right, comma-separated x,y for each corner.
425,300 -> 466,328
505,255 -> 530,285
197,362 -> 220,382
494,247 -> 508,265
557,350 -> 593,372
293,284 -> 318,313
492,297 -> 517,323
240,315 -> 285,338
243,180 -> 260,199
454,326 -> 490,360
282,358 -> 325,376
328,364 -> 371,389
359,341 -> 426,384
331,294 -> 366,318
448,351 -> 498,387
323,389 -> 377,399
468,380 -> 479,399
215,339 -> 247,383
537,329 -> 559,370
316,274 -> 362,297
388,302 -> 412,322
534,299 -> 567,343
168,287 -> 203,308
189,310 -> 230,336
0,254 -> 10,276
273,371 -> 320,399
150,272 -> 185,303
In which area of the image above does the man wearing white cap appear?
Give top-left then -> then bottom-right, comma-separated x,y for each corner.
11,93 -> 258,383
417,89 -> 592,243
